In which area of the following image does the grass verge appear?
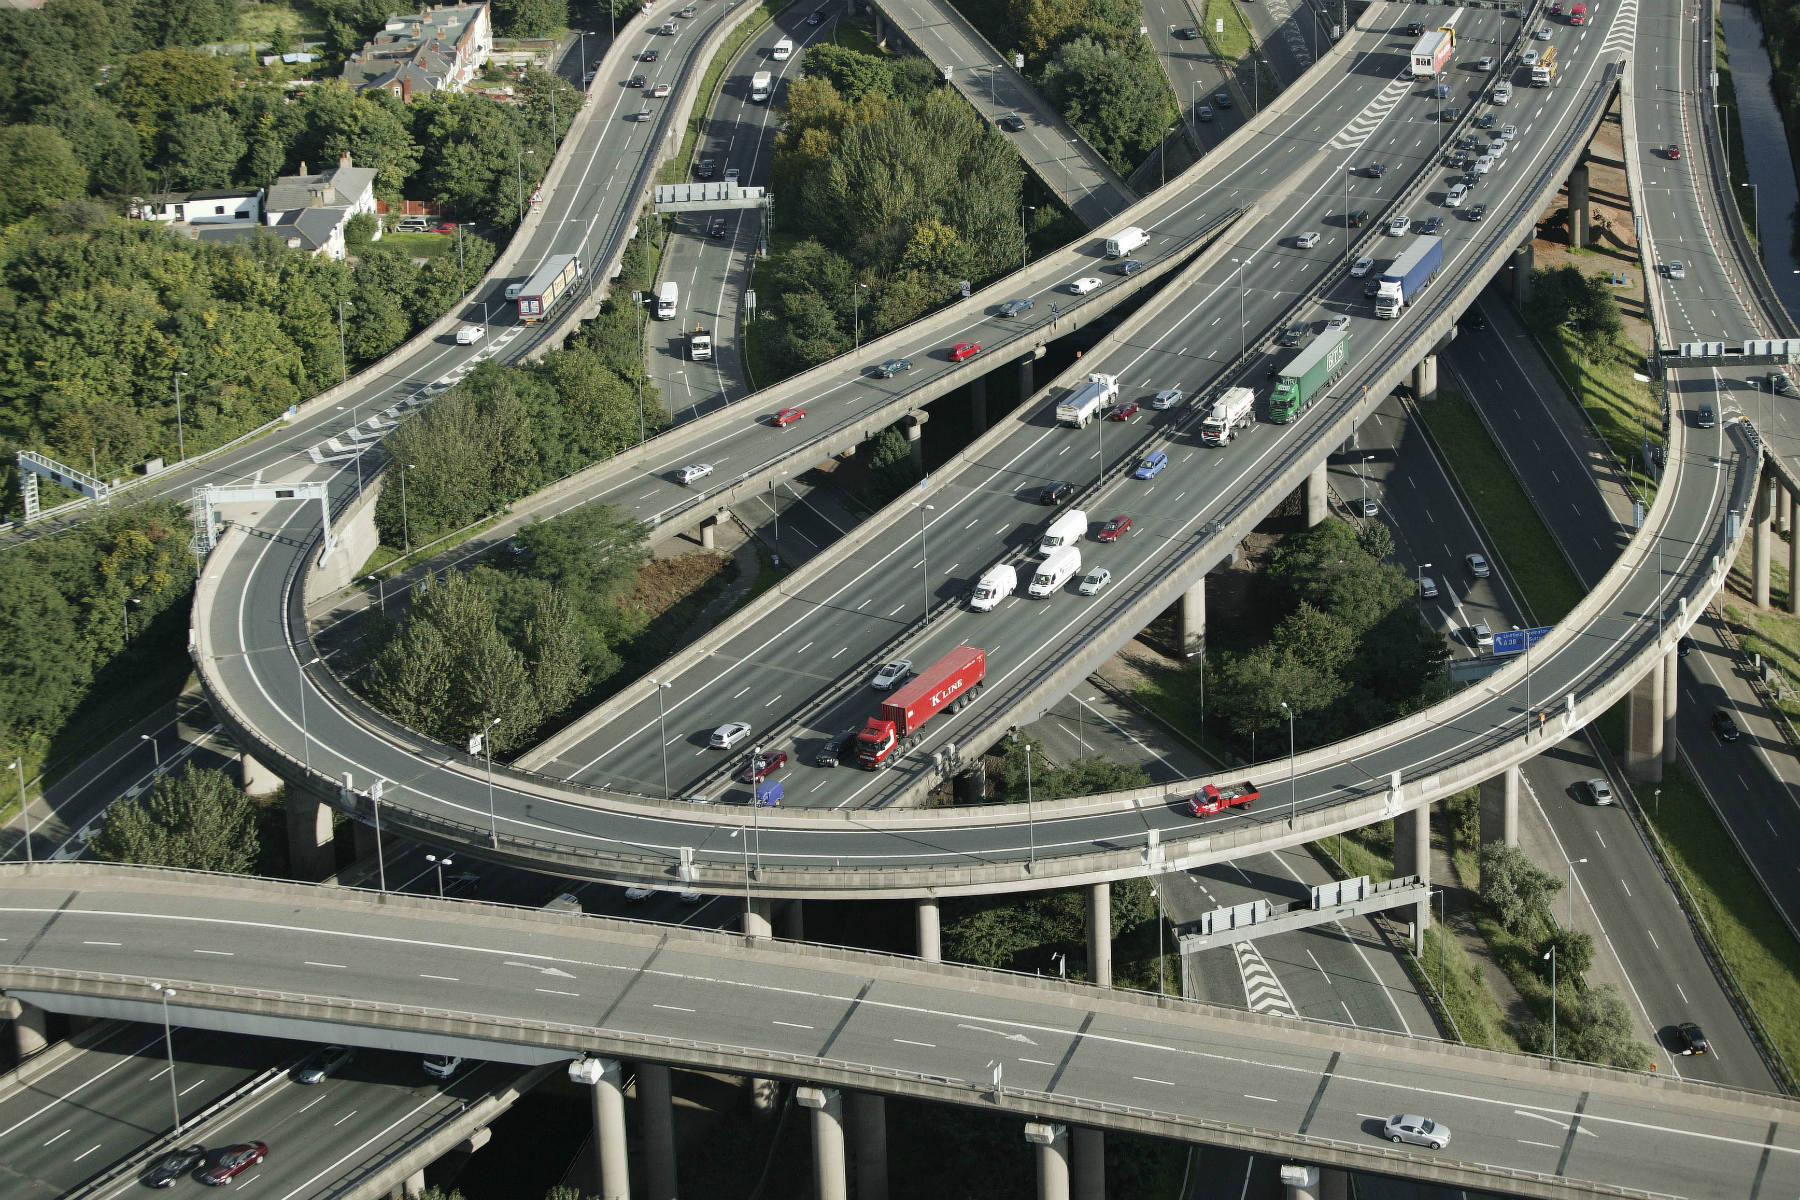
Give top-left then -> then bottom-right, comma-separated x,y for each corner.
1632,765 -> 1800,1090
660,0 -> 791,185
1521,324 -> 1660,501
378,231 -> 457,259
1203,0 -> 1254,63
1416,390 -> 1587,622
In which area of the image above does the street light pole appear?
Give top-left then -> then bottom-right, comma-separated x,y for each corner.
297,654 -> 322,774
1741,181 -> 1760,244
1567,856 -> 1587,928
1026,741 -> 1036,869
650,679 -> 673,800
152,984 -> 182,1132
1543,945 -> 1558,1058
399,463 -> 414,554
853,282 -> 867,349
480,715 -> 501,847
173,371 -> 188,463
337,298 -> 349,383
9,758 -> 31,865
140,733 -> 160,769
1360,454 -> 1372,513
914,502 -> 935,624
1280,701 -> 1296,824
427,853 -> 452,898
372,781 -> 387,893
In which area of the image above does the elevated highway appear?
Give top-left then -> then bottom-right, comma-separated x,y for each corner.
3,865 -> 1796,1200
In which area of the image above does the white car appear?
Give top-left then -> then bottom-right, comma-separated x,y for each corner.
422,1055 -> 463,1080
1501,123 -> 1518,138
1466,551 -> 1491,578
455,324 -> 484,345
1384,1115 -> 1451,1150
1295,231 -> 1321,248
677,463 -> 713,485
709,721 -> 752,749
651,83 -> 671,98
1447,183 -> 1468,207
1387,215 -> 1410,236
1350,256 -> 1374,278
1077,567 -> 1112,596
1151,387 -> 1184,409
1069,276 -> 1102,295
1667,260 -> 1686,279
1476,55 -> 1494,70
872,660 -> 912,689
1327,314 -> 1351,333
1522,49 -> 1539,67
1487,138 -> 1509,158
1534,24 -> 1552,38
1474,155 -> 1495,175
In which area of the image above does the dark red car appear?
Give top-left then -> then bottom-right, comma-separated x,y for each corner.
1106,400 -> 1140,421
949,341 -> 981,362
739,750 -> 788,783
429,222 -> 456,234
772,407 -> 806,427
201,1143 -> 268,1186
1666,143 -> 1681,160
1096,514 -> 1132,542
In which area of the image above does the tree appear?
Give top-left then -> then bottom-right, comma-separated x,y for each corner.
92,764 -> 260,873
108,48 -> 235,151
803,42 -> 896,101
1477,843 -> 1562,935
494,0 -> 569,37
1040,36 -> 1175,173
161,109 -> 247,188
1541,927 -> 1594,985
0,124 -> 87,222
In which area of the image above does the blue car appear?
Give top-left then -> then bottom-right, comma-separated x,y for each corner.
1134,451 -> 1168,479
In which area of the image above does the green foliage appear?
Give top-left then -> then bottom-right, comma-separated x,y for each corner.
0,125 -> 88,222
1477,842 -> 1563,936
92,764 -> 259,873
992,735 -> 1151,802
1040,36 -> 1177,172
1524,265 -> 1625,359
1518,983 -> 1651,1069
494,0 -> 570,37
1540,927 -> 1595,983
944,877 -> 1156,977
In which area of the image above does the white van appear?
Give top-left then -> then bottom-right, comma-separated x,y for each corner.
970,563 -> 1017,611
655,280 -> 678,320
504,282 -> 524,300
1037,509 -> 1087,556
1029,546 -> 1081,598
772,37 -> 794,60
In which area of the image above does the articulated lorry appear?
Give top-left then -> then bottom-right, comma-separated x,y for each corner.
1055,373 -> 1118,427
1268,327 -> 1348,423
688,327 -> 712,361
855,645 -> 986,767
516,254 -> 581,323
750,71 -> 772,102
1374,235 -> 1443,319
1199,386 -> 1256,445
1410,29 -> 1454,77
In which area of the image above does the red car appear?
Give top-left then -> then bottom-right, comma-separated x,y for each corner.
949,341 -> 981,362
1666,143 -> 1681,160
429,222 -> 457,234
201,1143 -> 268,1186
1096,514 -> 1132,542
772,407 -> 807,427
1106,401 -> 1140,421
739,750 -> 788,783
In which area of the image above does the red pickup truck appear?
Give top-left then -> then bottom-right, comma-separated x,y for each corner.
1188,781 -> 1259,817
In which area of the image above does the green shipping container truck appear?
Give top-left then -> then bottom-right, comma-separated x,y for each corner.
1268,327 -> 1349,423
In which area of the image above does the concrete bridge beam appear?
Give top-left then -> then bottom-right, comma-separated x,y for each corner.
1173,576 -> 1205,658
1512,243 -> 1534,306
971,376 -> 988,433
1392,801 -> 1431,950
1663,644 -> 1679,766
573,1057 -> 631,1200
1412,353 -> 1438,401
240,752 -> 283,797
1753,473 -> 1775,607
743,897 -> 773,939
10,997 -> 47,1061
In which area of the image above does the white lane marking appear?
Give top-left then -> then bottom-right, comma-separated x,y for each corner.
194,949 -> 234,956
773,1020 -> 814,1030
536,988 -> 580,997
893,1038 -> 935,1048
654,1003 -> 696,1013
304,961 -> 347,969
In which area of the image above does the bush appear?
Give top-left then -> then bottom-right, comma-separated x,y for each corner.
1478,842 -> 1563,936
92,764 -> 260,873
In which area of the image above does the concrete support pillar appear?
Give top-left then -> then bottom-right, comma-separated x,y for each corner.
12,999 -> 48,1061
1340,428 -> 1358,453
1567,161 -> 1591,249
1511,242 -> 1534,306
873,10 -> 884,44
1663,645 -> 1679,766
1626,656 -> 1666,783
1411,352 -> 1438,401
1478,764 -> 1520,848
579,1058 -> 631,1200
402,1170 -> 427,1199
1321,1168 -> 1349,1200
916,896 -> 942,962
1754,472 -> 1775,607
1072,1127 -> 1105,1200
849,1092 -> 889,1200
1392,802 -> 1431,949
1781,486 -> 1793,535
285,788 -> 335,881
743,897 -> 773,939
903,414 -> 924,473
240,751 -> 282,797
1087,881 -> 1112,987
701,508 -> 730,551
1281,1164 -> 1321,1200
797,1087 -> 848,1200
1174,576 -> 1205,658
639,1063 -> 677,1200
956,758 -> 988,803
1019,354 -> 1037,400
1025,1123 -> 1070,1200
777,898 -> 805,941
971,376 -> 988,433
1304,462 -> 1329,527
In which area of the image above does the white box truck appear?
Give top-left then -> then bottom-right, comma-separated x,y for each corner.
1037,509 -> 1087,556
1104,226 -> 1149,258
655,280 -> 678,319
969,563 -> 1017,611
1199,386 -> 1256,445
772,37 -> 794,60
751,71 -> 773,102
1055,373 -> 1117,428
1029,546 -> 1081,598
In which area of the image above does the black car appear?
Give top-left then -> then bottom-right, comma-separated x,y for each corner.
1176,25 -> 1198,38
1464,309 -> 1487,331
1476,112 -> 1496,129
708,216 -> 728,238
1673,1022 -> 1710,1055
998,114 -> 1025,132
808,9 -> 825,23
696,158 -> 716,179
640,49 -> 660,62
1408,21 -> 1426,35
626,74 -> 646,87
1213,90 -> 1233,109
815,727 -> 860,767
1465,203 -> 1487,222
1347,208 -> 1369,228
1366,161 -> 1385,178
1038,481 -> 1075,505
1421,216 -> 1443,235
1279,323 -> 1306,347
1678,636 -> 1695,658
144,1146 -> 207,1189
1713,709 -> 1742,742
1696,403 -> 1716,428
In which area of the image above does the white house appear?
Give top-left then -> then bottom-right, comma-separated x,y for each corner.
262,152 -> 380,260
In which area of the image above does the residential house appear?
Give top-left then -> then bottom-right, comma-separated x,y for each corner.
341,3 -> 492,103
263,152 -> 380,260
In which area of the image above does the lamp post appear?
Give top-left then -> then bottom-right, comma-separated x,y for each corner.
1160,123 -> 1175,189
1566,856 -> 1587,928
1741,181 -> 1760,244
399,463 -> 415,554
123,595 -> 138,643
478,715 -> 501,847
1279,701 -> 1296,824
151,984 -> 181,1132
1025,740 -> 1036,869
297,654 -> 321,774
1360,454 -> 1373,514
426,853 -> 453,898
649,679 -> 673,799
372,779 -> 387,893
337,298 -> 350,384
913,502 -> 935,624
731,825 -> 753,923
140,733 -> 160,769
1434,888 -> 1446,991
1543,945 -> 1558,1058
9,758 -> 30,865
1232,258 -> 1248,359
853,282 -> 868,349
173,370 -> 188,463
1077,695 -> 1097,756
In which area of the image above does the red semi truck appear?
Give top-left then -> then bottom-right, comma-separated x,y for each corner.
855,645 -> 986,768
1188,781 -> 1259,817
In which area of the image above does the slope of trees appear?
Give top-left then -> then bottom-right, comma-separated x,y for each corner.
93,764 -> 261,873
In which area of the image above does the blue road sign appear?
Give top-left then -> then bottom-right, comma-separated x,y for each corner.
1492,625 -> 1552,656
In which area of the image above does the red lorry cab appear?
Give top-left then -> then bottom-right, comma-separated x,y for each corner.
855,646 -> 986,768
1570,2 -> 1587,23
1188,781 -> 1260,817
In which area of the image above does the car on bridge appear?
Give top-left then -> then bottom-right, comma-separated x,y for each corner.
1666,142 -> 1682,160
1421,216 -> 1443,235
1078,566 -> 1112,595
1407,21 -> 1426,35
1114,258 -> 1143,276
873,660 -> 912,690
1038,481 -> 1075,505
1327,314 -> 1351,333
1386,215 -> 1410,236
1347,208 -> 1369,228
1464,621 -> 1494,649
724,167 -> 740,184
1534,24 -> 1552,37
1384,1115 -> 1451,1150
626,74 -> 646,87
677,463 -> 713,485
1447,183 -> 1468,207
999,297 -> 1035,317
1365,161 -> 1386,178
875,358 -> 912,377
710,721 -> 753,749
1097,514 -> 1132,540
1466,203 -> 1488,221
1476,111 -> 1496,128
455,324 -> 484,345
1476,55 -> 1494,70
201,1143 -> 269,1185
998,115 -> 1025,132
1151,387 -> 1183,409
949,341 -> 981,361
739,749 -> 789,782
1665,260 -> 1685,279
1294,231 -> 1320,248
1134,451 -> 1167,478
641,48 -> 660,61
144,1146 -> 206,1188
296,1044 -> 355,1083
652,83 -> 672,98
1351,256 -> 1374,277
771,407 -> 807,427
1695,402 -> 1715,427
1107,400 -> 1140,421
1069,276 -> 1102,295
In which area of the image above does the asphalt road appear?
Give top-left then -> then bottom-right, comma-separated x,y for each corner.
4,869 -> 1794,1200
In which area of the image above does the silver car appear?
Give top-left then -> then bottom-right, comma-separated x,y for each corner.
872,660 -> 912,690
1586,777 -> 1614,805
1384,1114 -> 1451,1149
1078,567 -> 1112,595
296,1044 -> 355,1084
